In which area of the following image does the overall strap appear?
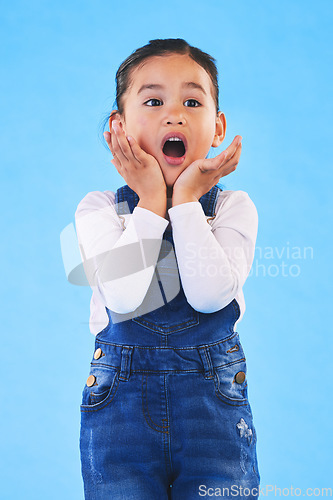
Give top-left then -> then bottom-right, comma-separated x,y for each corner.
199,183 -> 223,217
114,185 -> 140,215
114,183 -> 223,217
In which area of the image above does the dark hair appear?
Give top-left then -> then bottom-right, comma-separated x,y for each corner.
115,38 -> 219,115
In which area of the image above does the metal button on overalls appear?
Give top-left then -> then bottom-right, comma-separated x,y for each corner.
235,371 -> 246,384
86,375 -> 96,387
94,348 -> 103,360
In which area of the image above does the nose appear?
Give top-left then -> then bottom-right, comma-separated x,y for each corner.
164,102 -> 186,125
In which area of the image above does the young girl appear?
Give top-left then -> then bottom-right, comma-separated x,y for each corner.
76,38 -> 260,500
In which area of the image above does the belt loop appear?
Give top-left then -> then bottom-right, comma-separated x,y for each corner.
119,346 -> 133,381
197,346 -> 214,380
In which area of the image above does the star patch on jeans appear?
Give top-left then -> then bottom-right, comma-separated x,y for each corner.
236,417 -> 253,445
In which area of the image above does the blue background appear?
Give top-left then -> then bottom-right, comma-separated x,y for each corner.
1,0 -> 332,498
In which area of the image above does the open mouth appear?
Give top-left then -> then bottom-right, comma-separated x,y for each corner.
162,134 -> 187,165
162,137 -> 186,158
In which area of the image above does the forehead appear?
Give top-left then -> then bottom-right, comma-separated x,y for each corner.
127,53 -> 214,96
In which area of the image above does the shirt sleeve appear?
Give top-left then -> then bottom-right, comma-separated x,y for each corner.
167,190 -> 258,313
75,190 -> 169,314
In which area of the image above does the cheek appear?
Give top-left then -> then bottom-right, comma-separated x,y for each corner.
130,116 -> 149,140
195,133 -> 215,155
138,116 -> 148,126
205,127 -> 217,150
129,115 -> 149,133
122,111 -> 147,135
135,118 -> 155,151
194,119 -> 216,147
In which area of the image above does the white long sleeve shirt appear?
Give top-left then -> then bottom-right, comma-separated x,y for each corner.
75,189 -> 258,336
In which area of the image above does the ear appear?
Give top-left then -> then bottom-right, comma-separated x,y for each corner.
211,112 -> 226,148
108,110 -> 126,132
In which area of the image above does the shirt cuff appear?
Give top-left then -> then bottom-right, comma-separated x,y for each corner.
131,206 -> 169,238
168,201 -> 204,220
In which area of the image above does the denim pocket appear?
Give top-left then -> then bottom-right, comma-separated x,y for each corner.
214,359 -> 249,406
80,367 -> 119,412
132,287 -> 199,334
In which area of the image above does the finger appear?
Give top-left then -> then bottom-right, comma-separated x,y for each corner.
111,121 -> 132,163
108,129 -> 122,164
110,123 -> 126,159
126,136 -> 144,164
109,124 -> 127,165
103,131 -> 111,145
219,163 -> 237,178
209,161 -> 237,184
199,149 -> 229,172
222,141 -> 242,170
210,139 -> 242,171
218,149 -> 241,178
103,131 -> 116,157
103,127 -> 116,154
200,141 -> 242,174
223,136 -> 242,162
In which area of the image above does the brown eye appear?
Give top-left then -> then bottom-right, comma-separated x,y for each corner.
184,99 -> 201,107
145,99 -> 163,106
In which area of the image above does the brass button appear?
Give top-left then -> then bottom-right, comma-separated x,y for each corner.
86,375 -> 96,387
235,371 -> 246,384
94,348 -> 103,360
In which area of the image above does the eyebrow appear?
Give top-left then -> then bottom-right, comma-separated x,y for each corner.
137,82 -> 207,95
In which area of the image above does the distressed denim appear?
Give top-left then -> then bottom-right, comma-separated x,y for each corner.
79,185 -> 260,499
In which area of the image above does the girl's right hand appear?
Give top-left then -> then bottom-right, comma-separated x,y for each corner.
103,120 -> 167,201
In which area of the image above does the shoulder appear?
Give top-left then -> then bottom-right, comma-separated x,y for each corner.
212,189 -> 258,237
216,189 -> 258,218
75,190 -> 116,219
216,189 -> 257,208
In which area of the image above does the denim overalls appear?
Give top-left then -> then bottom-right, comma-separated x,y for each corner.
79,184 -> 260,500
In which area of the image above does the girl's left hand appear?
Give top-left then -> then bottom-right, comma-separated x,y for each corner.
172,136 -> 242,201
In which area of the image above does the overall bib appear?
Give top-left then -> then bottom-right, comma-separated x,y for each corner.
79,184 -> 260,500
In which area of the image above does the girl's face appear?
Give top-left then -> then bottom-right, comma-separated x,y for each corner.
115,53 -> 226,196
